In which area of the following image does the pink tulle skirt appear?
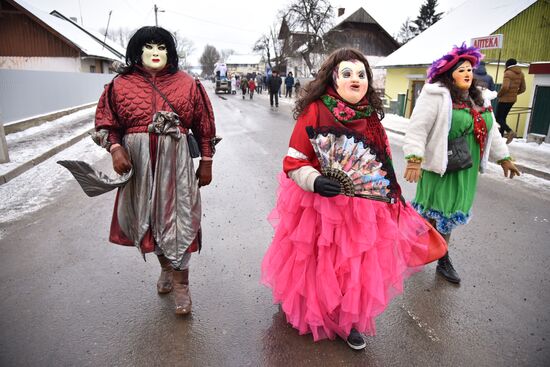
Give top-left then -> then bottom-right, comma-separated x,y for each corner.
261,173 -> 438,341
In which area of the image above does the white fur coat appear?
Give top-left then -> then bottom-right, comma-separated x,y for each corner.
403,82 -> 510,175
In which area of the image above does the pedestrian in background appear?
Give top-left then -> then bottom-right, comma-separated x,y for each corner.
230,74 -> 237,95
241,76 -> 249,100
94,26 -> 217,315
285,71 -> 295,98
255,74 -> 263,94
262,75 -> 268,93
268,70 -> 282,108
403,44 -> 520,284
248,77 -> 256,99
262,48 -> 446,350
473,61 -> 495,91
496,58 -> 526,144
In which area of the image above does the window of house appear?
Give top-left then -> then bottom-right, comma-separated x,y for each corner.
90,65 -> 96,73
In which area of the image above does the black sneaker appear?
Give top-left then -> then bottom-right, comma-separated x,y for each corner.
346,328 -> 366,350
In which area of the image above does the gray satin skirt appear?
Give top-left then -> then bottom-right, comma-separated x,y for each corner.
117,132 -> 201,267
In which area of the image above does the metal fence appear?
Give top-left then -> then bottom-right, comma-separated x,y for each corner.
0,69 -> 114,124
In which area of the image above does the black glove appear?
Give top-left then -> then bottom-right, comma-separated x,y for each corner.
313,176 -> 342,197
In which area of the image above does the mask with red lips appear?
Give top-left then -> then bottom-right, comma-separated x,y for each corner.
334,60 -> 369,104
141,43 -> 167,72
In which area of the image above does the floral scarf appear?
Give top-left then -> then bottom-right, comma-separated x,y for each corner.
321,87 -> 373,123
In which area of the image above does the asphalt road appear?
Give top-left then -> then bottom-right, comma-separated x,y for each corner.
0,84 -> 548,366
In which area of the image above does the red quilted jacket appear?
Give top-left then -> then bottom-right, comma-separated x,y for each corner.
95,66 -> 216,157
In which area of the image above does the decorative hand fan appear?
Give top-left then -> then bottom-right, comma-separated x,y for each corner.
306,126 -> 396,203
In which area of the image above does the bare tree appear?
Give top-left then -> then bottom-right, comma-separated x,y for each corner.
395,17 -> 417,45
220,49 -> 235,62
99,27 -> 133,48
173,31 -> 195,70
284,0 -> 333,74
199,45 -> 220,77
253,35 -> 272,69
253,23 -> 288,72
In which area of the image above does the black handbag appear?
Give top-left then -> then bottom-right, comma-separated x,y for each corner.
142,76 -> 201,158
186,133 -> 201,158
446,135 -> 472,173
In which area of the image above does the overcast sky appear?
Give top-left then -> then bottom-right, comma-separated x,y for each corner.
30,0 -> 465,64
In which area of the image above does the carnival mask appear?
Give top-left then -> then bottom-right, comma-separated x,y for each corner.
452,60 -> 473,90
141,43 -> 168,72
334,60 -> 369,104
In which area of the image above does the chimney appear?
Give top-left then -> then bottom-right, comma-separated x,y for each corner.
338,8 -> 345,17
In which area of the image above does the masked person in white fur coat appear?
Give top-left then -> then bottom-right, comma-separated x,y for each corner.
403,44 -> 520,284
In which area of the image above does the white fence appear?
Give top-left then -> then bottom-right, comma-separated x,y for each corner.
0,69 -> 115,124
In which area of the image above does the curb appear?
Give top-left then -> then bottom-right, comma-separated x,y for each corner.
513,164 -> 550,181
0,127 -> 93,185
4,103 -> 97,135
383,125 -> 550,180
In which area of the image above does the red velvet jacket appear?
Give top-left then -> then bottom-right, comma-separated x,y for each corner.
95,67 -> 216,157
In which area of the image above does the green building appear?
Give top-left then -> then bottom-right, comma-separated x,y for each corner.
376,0 -> 550,141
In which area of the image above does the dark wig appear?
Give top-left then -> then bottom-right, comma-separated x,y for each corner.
432,59 -> 484,107
293,48 -> 384,120
119,26 -> 179,74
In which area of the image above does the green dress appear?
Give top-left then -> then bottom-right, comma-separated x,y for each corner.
412,107 -> 493,234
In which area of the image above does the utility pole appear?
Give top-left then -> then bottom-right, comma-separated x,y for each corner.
154,4 -> 164,26
102,10 -> 112,50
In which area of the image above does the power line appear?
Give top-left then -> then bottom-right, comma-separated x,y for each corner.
163,8 -> 261,34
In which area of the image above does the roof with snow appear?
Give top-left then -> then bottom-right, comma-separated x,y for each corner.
225,54 -> 262,65
11,0 -> 125,62
376,0 -> 537,68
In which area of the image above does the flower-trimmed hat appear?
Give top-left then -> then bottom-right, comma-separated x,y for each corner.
427,42 -> 483,83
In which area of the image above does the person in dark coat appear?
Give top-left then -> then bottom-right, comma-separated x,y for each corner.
268,70 -> 282,107
473,61 -> 495,91
285,71 -> 295,98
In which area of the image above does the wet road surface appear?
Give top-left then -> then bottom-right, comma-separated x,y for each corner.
1,84 -> 549,366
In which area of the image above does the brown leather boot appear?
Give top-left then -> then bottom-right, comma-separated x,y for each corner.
173,269 -> 192,315
157,255 -> 173,294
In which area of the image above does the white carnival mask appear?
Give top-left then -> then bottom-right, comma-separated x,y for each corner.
141,43 -> 168,72
335,60 -> 369,104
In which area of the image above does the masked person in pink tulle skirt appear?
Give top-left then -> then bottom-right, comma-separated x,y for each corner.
261,48 -> 447,350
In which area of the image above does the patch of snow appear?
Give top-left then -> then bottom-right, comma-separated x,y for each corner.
0,138 -> 107,230
0,107 -> 96,175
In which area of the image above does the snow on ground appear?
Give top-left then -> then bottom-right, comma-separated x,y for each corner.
0,137 -> 107,232
0,107 -> 97,175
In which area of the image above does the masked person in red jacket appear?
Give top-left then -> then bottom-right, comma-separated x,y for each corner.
94,26 -> 216,315
261,48 -> 446,350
